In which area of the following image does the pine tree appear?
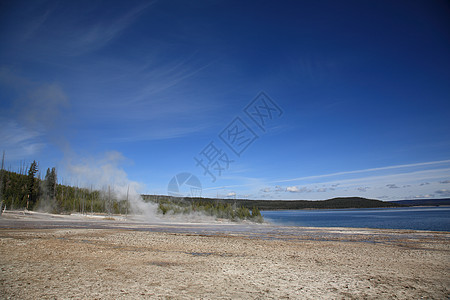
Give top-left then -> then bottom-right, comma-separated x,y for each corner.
45,167 -> 57,200
26,160 -> 38,210
40,167 -> 58,212
0,151 -> 4,214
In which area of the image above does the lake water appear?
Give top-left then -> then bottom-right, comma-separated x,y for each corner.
261,207 -> 450,232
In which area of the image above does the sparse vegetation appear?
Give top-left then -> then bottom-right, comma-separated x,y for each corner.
155,198 -> 264,223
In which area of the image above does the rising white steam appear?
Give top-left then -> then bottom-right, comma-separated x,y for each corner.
64,151 -> 157,219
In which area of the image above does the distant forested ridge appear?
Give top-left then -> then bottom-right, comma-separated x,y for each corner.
389,199 -> 450,207
142,195 -> 402,210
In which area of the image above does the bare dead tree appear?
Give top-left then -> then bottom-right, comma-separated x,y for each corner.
90,185 -> 93,215
108,185 -> 111,216
126,185 -> 129,217
0,151 -> 5,214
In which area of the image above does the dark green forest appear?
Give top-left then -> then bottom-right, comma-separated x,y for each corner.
0,165 -> 129,215
390,199 -> 450,206
142,195 -> 403,211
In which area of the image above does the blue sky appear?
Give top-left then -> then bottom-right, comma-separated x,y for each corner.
1,0 -> 449,200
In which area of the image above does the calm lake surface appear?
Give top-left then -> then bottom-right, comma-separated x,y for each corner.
261,207 -> 450,232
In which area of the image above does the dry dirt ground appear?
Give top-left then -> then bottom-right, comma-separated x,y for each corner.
0,212 -> 449,299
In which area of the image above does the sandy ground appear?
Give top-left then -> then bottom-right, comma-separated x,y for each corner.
0,211 -> 449,299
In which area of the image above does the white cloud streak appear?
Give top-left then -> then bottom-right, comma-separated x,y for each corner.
201,160 -> 450,200
274,160 -> 450,184
0,120 -> 45,160
286,186 -> 300,193
19,2 -> 155,56
204,160 -> 450,191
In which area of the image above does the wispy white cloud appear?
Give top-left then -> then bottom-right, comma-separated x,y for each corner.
386,184 -> 400,189
4,2 -> 222,144
435,189 -> 450,197
202,160 -> 450,200
210,161 -> 450,189
19,6 -> 53,41
0,69 -> 70,154
317,168 -> 450,188
0,120 -> 45,160
68,52 -> 219,142
286,186 -> 300,193
127,57 -> 216,106
107,124 -> 209,142
411,194 -> 434,199
275,185 -> 284,192
0,68 -> 69,131
17,2 -> 155,56
274,160 -> 450,184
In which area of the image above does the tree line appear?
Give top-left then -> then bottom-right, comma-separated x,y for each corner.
0,161 -> 128,215
142,195 -> 402,210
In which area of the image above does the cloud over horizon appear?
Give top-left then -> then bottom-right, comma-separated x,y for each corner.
1,1 -> 449,201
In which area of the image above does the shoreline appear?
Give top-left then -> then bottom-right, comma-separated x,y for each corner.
1,211 -> 449,299
1,209 -> 449,235
261,204 -> 450,210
